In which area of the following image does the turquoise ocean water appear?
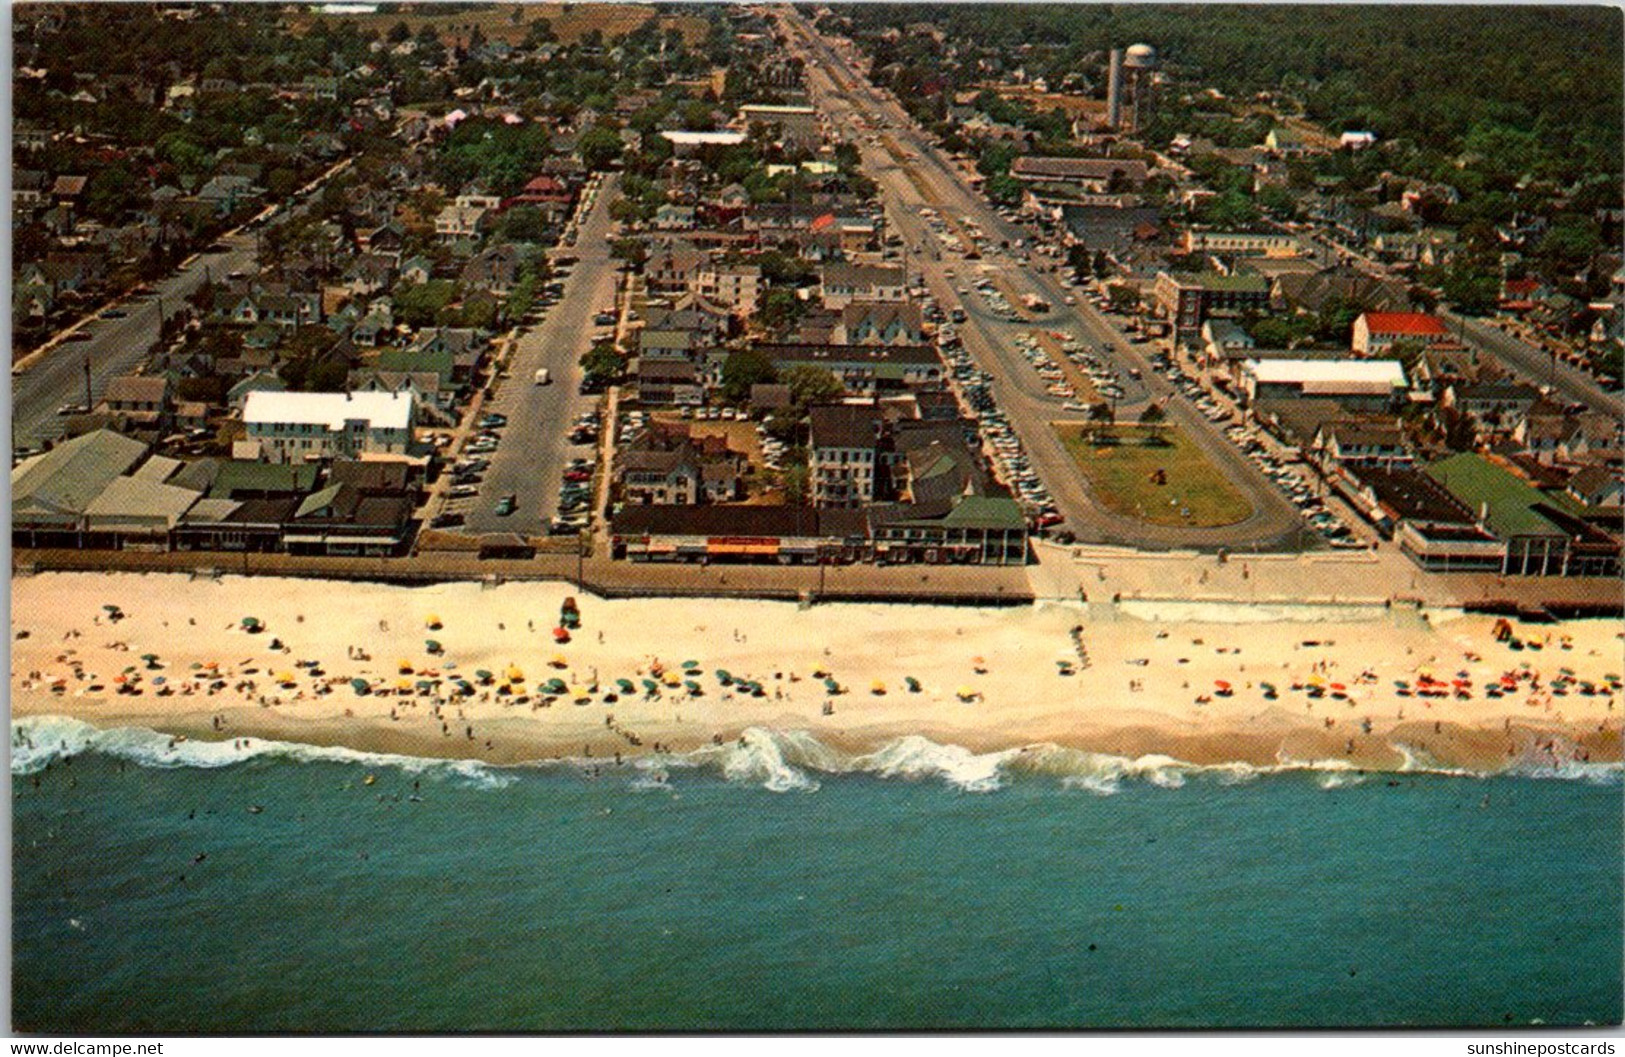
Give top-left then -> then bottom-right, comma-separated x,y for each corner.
12,716 -> 1622,1032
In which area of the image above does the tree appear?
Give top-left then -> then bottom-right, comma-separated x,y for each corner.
720,349 -> 778,403
578,126 -> 624,172
386,20 -> 412,43
580,341 -> 623,386
756,287 -> 808,333
1088,402 -> 1116,424
1139,403 -> 1166,425
783,462 -> 810,506
783,365 -> 845,408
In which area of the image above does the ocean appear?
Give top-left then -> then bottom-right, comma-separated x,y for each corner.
12,716 -> 1622,1032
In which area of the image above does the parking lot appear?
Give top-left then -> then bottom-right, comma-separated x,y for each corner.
434,174 -> 619,538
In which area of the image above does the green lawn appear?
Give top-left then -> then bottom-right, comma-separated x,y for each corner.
1056,423 -> 1255,528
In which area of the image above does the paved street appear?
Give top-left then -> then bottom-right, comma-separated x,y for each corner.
11,156 -> 355,455
1440,310 -> 1622,418
789,14 -> 1307,551
455,173 -> 621,537
12,235 -> 258,453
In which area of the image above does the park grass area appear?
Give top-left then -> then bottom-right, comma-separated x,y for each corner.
1056,423 -> 1254,528
288,5 -> 709,46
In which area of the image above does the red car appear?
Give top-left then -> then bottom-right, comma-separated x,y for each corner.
563,469 -> 593,483
1034,512 -> 1064,528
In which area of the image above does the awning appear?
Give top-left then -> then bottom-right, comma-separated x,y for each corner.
709,542 -> 778,556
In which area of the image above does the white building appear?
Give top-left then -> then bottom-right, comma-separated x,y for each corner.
243,391 -> 415,464
1241,359 -> 1408,410
1181,229 -> 1302,257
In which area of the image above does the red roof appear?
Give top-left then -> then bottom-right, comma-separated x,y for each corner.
1361,312 -> 1448,336
809,213 -> 837,233
1503,278 -> 1540,297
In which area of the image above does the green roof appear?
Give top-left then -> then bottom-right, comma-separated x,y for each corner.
1173,271 -> 1269,293
207,460 -> 319,499
892,495 -> 1028,531
377,348 -> 454,384
1424,454 -> 1581,539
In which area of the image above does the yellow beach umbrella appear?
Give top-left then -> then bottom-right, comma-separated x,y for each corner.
397,658 -> 415,674
871,680 -> 886,695
957,686 -> 979,702
425,614 -> 443,630
550,654 -> 569,669
571,685 -> 591,702
396,677 -> 414,692
507,666 -> 525,683
276,671 -> 297,685
663,671 -> 682,686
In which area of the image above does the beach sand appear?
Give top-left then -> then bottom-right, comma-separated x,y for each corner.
11,572 -> 1621,773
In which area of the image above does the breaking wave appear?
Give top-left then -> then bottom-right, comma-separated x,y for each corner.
13,716 -> 1620,793
11,715 -> 513,789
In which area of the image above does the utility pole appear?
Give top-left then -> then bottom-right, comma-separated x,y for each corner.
83,356 -> 92,411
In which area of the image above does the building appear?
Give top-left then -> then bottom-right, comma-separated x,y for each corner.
1010,156 -> 1149,194
1152,271 -> 1271,343
1351,312 -> 1452,357
756,343 -> 944,396
1240,358 -> 1408,411
1182,229 -> 1301,257
819,262 -> 907,309
867,495 -> 1029,565
1343,464 -> 1504,571
738,104 -> 819,150
242,391 -> 414,464
809,404 -> 884,507
611,504 -> 849,564
1425,454 -> 1620,577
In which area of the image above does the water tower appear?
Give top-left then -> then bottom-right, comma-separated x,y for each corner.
1121,43 -> 1157,132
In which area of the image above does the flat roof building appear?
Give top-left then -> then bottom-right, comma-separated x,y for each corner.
243,390 -> 414,464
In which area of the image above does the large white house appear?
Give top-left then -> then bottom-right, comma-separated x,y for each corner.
242,391 -> 414,463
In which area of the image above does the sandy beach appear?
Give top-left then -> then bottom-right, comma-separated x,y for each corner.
10,571 -> 1621,773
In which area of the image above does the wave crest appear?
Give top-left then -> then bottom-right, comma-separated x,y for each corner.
13,716 -> 1620,792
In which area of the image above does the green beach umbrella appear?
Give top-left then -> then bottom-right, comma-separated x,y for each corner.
904,676 -> 921,692
715,669 -> 733,684
425,639 -> 442,653
350,678 -> 370,694
642,678 -> 659,693
475,669 -> 494,683
684,680 -> 702,695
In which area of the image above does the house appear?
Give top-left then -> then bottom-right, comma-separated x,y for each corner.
1263,128 -> 1309,157
348,369 -> 451,422
1566,463 -> 1624,512
819,263 -> 906,309
696,261 -> 760,315
636,359 -> 703,406
99,374 -> 172,427
196,174 -> 263,216
506,174 -> 573,214
341,253 -> 397,296
461,244 -> 524,295
434,200 -> 489,243
1275,269 -> 1412,317
1351,312 -> 1452,357
645,240 -> 705,295
1311,419 -> 1413,469
654,203 -> 696,231
1448,381 -> 1541,434
241,391 -> 415,464
834,301 -> 924,346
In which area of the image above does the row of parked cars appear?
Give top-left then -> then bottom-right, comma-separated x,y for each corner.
938,331 -> 1061,529
1149,351 -> 1366,549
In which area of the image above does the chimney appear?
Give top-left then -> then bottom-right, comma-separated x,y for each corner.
1106,49 -> 1124,129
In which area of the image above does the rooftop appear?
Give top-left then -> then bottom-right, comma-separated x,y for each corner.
1426,454 -> 1584,539
243,391 -> 414,431
1246,358 -> 1408,390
